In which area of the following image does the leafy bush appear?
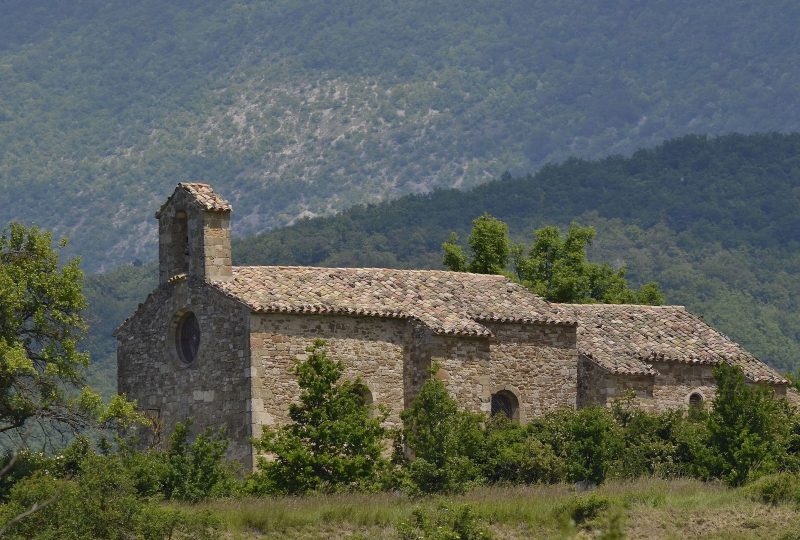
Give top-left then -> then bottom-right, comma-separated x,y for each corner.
705,363 -> 792,486
535,407 -> 623,485
555,494 -> 612,527
479,416 -> 566,484
248,340 -> 388,495
0,454 -> 220,539
397,371 -> 485,494
746,472 -> 800,506
396,503 -> 493,540
161,420 -> 238,501
609,394 -> 709,479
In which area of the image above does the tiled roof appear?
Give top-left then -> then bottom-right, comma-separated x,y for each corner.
211,266 -> 575,336
566,304 -> 787,384
156,182 -> 231,217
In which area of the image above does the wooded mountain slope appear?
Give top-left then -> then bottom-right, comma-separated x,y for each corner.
85,133 -> 800,395
3,1 -> 800,270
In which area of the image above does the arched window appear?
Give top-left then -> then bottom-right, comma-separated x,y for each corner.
172,211 -> 189,275
353,383 -> 373,407
491,390 -> 520,421
689,392 -> 704,408
175,311 -> 200,364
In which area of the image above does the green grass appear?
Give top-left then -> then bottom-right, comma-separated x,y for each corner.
180,478 -> 800,539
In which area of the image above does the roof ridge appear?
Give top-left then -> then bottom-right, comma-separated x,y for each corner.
156,182 -> 232,218
560,303 -> 686,309
230,265 -> 509,277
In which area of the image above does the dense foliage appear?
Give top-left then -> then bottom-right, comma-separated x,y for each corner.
444,215 -> 664,304
0,224 -> 88,434
230,133 -> 800,372
0,223 -> 144,447
248,340 -> 389,495
393,363 -> 795,494
396,372 -> 484,495
0,436 -> 223,539
2,2 -> 800,270
1,353 -> 797,536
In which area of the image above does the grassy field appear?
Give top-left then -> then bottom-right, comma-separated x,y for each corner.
182,478 -> 800,539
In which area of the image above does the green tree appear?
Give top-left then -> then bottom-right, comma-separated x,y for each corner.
0,223 -> 143,442
443,213 -> 510,274
0,223 -> 89,435
398,371 -> 484,494
445,216 -> 664,304
705,362 -> 791,486
0,452 -> 219,539
249,340 -> 388,495
535,407 -> 624,485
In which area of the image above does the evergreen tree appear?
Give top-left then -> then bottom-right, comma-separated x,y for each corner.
249,340 -> 388,494
705,362 -> 790,486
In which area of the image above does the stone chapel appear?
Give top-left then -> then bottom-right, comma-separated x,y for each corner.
116,183 -> 789,468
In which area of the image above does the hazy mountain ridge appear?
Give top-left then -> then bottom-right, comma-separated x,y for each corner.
2,1 -> 800,270
82,133 -> 800,397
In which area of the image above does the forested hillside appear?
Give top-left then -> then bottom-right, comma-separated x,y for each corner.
3,1 -> 800,270
84,133 -> 800,395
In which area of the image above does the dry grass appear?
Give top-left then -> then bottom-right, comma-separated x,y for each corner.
182,478 -> 800,539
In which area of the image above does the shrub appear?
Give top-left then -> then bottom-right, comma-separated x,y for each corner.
397,371 -> 485,494
0,451 -> 58,502
555,493 -> 612,527
0,454 -> 220,539
746,472 -> 800,505
248,340 -> 388,495
396,503 -> 493,540
610,394 -> 705,479
705,363 -> 791,486
161,420 -> 239,501
479,415 -> 565,484
536,407 -> 623,485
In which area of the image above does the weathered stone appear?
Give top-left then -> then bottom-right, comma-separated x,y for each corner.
117,183 -> 789,471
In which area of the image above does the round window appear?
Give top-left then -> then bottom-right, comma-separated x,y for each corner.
175,312 -> 201,364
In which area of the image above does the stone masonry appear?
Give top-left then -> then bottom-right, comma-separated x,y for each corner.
116,183 -> 789,470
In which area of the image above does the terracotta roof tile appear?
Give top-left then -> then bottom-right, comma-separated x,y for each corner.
211,266 -> 574,336
156,182 -> 231,217
566,304 -> 787,384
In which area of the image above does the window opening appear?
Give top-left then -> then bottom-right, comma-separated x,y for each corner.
689,392 -> 703,408
172,211 -> 189,275
490,390 -> 520,421
176,312 -> 200,364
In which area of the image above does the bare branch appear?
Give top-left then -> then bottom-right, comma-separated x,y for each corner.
0,453 -> 18,478
0,494 -> 59,537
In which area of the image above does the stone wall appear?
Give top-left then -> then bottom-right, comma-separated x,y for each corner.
577,356 -> 654,408
432,322 -> 578,421
578,357 -> 788,411
116,278 -> 252,467
249,313 -> 411,438
157,189 -> 232,284
249,316 -> 578,439
578,357 -> 714,410
649,361 -> 717,410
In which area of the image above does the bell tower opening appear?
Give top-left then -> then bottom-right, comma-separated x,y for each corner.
157,183 -> 232,284
172,211 -> 189,276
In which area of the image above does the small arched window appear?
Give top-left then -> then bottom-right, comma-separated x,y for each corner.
491,390 -> 520,421
689,392 -> 704,408
172,211 -> 189,275
353,383 -> 373,407
175,311 -> 200,364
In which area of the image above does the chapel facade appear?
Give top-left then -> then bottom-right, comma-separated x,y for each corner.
116,183 -> 789,468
